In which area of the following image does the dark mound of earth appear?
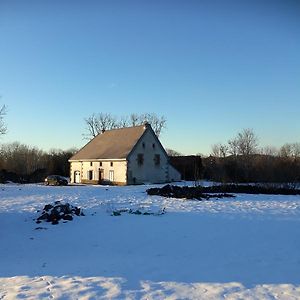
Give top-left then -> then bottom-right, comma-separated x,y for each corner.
147,184 -> 300,200
147,185 -> 235,200
36,201 -> 84,225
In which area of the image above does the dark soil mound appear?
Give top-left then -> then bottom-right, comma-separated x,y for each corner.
199,184 -> 300,195
36,201 -> 84,225
147,184 -> 300,200
147,185 -> 235,200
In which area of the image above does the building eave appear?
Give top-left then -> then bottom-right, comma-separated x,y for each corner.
69,158 -> 127,162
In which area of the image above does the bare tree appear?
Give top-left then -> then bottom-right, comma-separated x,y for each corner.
129,113 -> 140,126
228,138 -> 239,156
227,129 -> 258,156
166,148 -> 182,156
84,114 -> 98,138
291,143 -> 300,157
84,112 -> 167,140
118,115 -> 129,128
84,113 -> 118,139
211,143 -> 228,157
138,113 -> 166,137
211,144 -> 221,157
279,143 -> 300,158
279,143 -> 293,157
227,128 -> 258,156
236,128 -> 258,155
260,146 -> 278,156
0,104 -> 7,136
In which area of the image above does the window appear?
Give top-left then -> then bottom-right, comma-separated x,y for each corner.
88,170 -> 93,180
152,143 -> 155,149
142,142 -> 145,149
90,162 -> 93,166
99,169 -> 104,181
110,162 -> 113,167
109,170 -> 114,182
137,153 -> 144,166
154,154 -> 160,166
100,162 -> 102,167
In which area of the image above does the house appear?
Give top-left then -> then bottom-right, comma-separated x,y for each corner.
69,123 -> 181,185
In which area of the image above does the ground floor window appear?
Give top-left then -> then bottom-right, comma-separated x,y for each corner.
88,170 -> 93,180
109,170 -> 114,182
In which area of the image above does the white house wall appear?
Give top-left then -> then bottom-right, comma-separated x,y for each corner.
127,129 -> 169,184
70,160 -> 127,184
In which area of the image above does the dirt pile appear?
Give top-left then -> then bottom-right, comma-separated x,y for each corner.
36,201 -> 84,225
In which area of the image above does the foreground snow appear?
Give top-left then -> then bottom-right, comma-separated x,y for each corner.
1,183 -> 300,299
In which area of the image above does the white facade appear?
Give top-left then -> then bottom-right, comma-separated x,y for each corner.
70,160 -> 127,185
127,128 -> 170,184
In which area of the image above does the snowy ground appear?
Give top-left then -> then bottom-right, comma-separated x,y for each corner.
1,182 -> 300,299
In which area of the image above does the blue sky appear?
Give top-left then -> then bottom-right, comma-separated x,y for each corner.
0,0 -> 299,155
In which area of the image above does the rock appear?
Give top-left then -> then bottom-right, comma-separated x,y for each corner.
74,207 -> 81,216
43,204 -> 53,211
112,211 -> 121,216
37,212 -> 49,221
63,215 -> 73,221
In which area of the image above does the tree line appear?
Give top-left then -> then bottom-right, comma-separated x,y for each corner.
168,129 -> 300,184
0,142 -> 77,183
204,129 -> 300,183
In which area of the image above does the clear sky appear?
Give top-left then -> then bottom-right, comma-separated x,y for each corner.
0,0 -> 299,155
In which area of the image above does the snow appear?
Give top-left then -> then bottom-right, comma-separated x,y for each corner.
1,182 -> 300,299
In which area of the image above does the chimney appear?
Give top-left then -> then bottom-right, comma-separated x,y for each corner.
143,122 -> 150,130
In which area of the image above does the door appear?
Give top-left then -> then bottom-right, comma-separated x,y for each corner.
109,170 -> 114,182
98,169 -> 104,183
74,171 -> 80,183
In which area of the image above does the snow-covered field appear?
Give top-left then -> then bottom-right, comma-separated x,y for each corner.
1,182 -> 300,299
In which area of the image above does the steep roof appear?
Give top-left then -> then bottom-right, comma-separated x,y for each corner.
69,125 -> 147,160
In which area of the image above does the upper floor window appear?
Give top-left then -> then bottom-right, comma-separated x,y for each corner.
100,162 -> 102,167
137,153 -> 144,166
154,154 -> 160,166
110,162 -> 113,167
90,162 -> 93,166
152,143 -> 155,149
142,142 -> 145,149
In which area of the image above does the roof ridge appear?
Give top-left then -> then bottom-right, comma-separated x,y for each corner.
99,124 -> 145,134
